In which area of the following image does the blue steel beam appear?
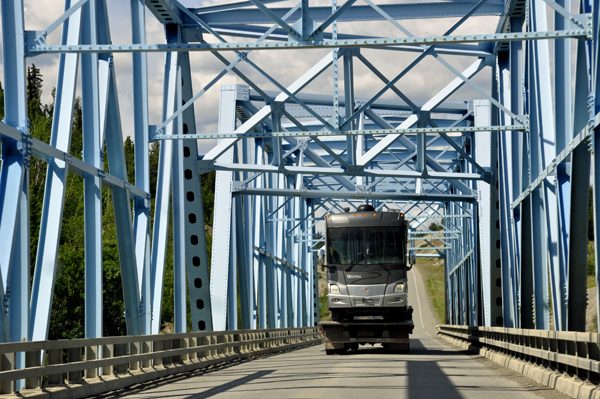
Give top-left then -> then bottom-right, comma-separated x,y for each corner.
81,0 -> 104,340
131,0 -> 152,335
150,25 -> 178,334
190,1 -> 504,25
104,61 -> 142,336
0,0 -> 29,347
531,0 -> 561,330
29,1 -> 81,344
210,85 -> 239,331
4,0 -> 598,343
172,69 -> 186,334
179,52 -> 213,332
26,28 -> 591,55
567,21 -> 592,331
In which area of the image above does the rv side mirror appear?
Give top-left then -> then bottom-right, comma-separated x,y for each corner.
409,250 -> 416,267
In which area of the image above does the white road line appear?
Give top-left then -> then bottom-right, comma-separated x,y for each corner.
410,268 -> 426,331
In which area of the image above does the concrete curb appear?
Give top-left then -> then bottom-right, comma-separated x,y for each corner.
6,340 -> 321,399
438,333 -> 599,399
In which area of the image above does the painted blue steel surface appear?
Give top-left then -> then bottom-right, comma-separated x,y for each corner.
29,0 -> 81,344
131,0 -> 152,336
150,27 -> 178,334
1,0 -> 600,388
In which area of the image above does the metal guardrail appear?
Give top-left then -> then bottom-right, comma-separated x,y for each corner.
0,327 -> 321,398
437,325 -> 600,396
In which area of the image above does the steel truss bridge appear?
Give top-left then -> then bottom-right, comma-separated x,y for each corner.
0,0 -> 599,391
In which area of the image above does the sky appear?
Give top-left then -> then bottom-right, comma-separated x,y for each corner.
2,0 -> 503,155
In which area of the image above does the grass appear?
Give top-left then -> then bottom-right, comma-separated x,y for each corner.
410,236 -> 446,324
414,257 -> 446,324
588,274 -> 596,289
319,293 -> 330,320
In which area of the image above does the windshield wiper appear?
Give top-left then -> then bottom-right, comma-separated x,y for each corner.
345,253 -> 364,272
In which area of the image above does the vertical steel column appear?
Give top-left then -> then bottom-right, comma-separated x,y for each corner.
567,35 -> 592,332
509,16 -> 533,329
104,59 -> 142,336
235,180 -> 252,329
179,53 -> 213,332
592,0 -> 600,333
474,100 -> 502,326
344,54 -> 355,164
173,74 -> 186,334
30,1 -> 81,342
528,0 -> 556,329
150,26 -> 178,334
81,0 -> 103,339
243,138 -> 256,329
228,195 -> 238,330
210,85 -> 238,331
2,0 -> 31,366
130,0 -> 152,335
266,170 -> 279,328
293,178 -> 303,328
309,200 -> 319,326
464,141 -> 478,326
332,0 -> 339,130
253,146 -> 267,329
553,0 -> 574,331
498,53 -> 518,327
277,175 -> 287,327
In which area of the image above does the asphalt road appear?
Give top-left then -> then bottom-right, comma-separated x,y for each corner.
94,267 -> 569,399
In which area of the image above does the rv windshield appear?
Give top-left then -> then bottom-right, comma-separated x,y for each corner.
327,227 -> 404,266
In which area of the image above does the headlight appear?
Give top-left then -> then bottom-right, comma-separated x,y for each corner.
329,284 -> 340,294
394,283 -> 406,293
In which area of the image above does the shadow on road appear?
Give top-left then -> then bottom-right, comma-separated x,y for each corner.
185,370 -> 275,399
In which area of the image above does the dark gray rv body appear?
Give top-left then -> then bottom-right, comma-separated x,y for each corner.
325,204 -> 411,322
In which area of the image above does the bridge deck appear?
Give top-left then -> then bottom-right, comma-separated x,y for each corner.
90,269 -> 568,399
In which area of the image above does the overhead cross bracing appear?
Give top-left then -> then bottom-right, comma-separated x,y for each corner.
0,0 -> 598,381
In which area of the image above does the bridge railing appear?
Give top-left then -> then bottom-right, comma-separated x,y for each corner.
438,325 -> 600,396
0,327 -> 321,398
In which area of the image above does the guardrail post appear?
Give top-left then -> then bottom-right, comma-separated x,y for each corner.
200,336 -> 209,360
141,339 -> 151,368
102,344 -> 113,375
188,337 -> 196,361
206,335 -> 216,360
172,338 -> 181,363
216,335 -> 224,357
129,341 -> 140,371
0,352 -> 14,393
85,345 -> 99,379
235,333 -> 242,354
181,337 -> 189,362
47,348 -> 63,385
114,343 -> 128,374
577,340 -> 588,380
25,350 -> 41,389
163,338 -> 172,365
153,340 -> 162,367
67,347 -> 83,383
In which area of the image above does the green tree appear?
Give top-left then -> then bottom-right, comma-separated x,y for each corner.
124,136 -> 135,184
27,64 -> 44,120
201,171 -> 216,226
428,222 -> 443,232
